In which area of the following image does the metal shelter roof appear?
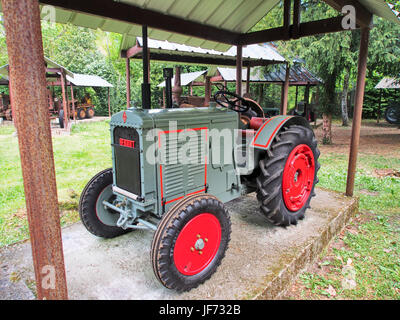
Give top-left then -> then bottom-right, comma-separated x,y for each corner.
1,1 -> 398,52
216,63 -> 322,85
125,37 -> 286,66
66,74 -> 113,88
0,57 -> 112,88
157,70 -> 207,88
375,77 -> 400,89
0,56 -> 74,80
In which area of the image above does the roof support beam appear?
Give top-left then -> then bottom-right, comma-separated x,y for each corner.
238,16 -> 354,45
121,41 -> 143,59
39,0 -> 239,45
132,52 -> 283,67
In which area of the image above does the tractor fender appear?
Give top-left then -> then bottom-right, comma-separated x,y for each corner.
250,115 -> 311,151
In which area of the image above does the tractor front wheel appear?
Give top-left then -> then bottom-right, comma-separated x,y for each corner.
79,168 -> 130,238
151,194 -> 231,291
256,125 -> 320,226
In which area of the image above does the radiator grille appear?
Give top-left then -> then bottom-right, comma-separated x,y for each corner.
113,127 -> 141,197
159,128 -> 207,200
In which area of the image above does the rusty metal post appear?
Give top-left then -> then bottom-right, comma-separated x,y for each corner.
204,76 -> 211,107
281,63 -> 290,115
377,88 -> 382,124
346,28 -> 370,197
60,71 -> 69,129
246,66 -> 251,94
172,66 -> 182,106
126,58 -> 131,109
236,45 -> 242,96
70,85 -> 76,123
1,0 -> 68,300
162,87 -> 166,108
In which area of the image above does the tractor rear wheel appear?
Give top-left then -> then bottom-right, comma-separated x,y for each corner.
384,105 -> 400,125
79,168 -> 130,238
256,125 -> 320,227
5,109 -> 12,121
58,110 -> 64,128
77,107 -> 86,120
151,194 -> 231,291
86,107 -> 95,119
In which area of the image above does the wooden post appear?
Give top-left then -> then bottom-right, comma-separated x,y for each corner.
60,71 -> 69,130
172,66 -> 182,106
346,28 -> 370,197
70,85 -> 76,122
162,87 -> 166,108
236,45 -> 243,96
281,63 -> 290,115
377,88 -> 382,124
295,85 -> 299,110
1,0 -> 68,300
246,66 -> 251,94
108,87 -> 111,117
126,58 -> 131,109
204,76 -> 212,107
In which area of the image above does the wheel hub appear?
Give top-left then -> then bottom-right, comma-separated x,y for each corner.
282,144 -> 315,212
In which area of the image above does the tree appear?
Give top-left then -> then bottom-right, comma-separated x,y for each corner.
253,0 -> 400,143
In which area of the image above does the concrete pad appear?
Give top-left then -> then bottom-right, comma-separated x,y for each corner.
0,187 -> 358,300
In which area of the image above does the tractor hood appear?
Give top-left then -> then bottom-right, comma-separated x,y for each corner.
110,107 -> 237,130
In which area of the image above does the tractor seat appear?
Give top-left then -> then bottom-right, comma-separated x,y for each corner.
249,117 -> 265,130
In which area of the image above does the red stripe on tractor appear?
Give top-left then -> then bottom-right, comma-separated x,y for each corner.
252,117 -> 291,149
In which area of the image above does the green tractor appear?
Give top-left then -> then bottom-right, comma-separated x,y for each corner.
79,42 -> 320,291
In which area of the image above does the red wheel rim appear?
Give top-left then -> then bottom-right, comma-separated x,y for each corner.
282,144 -> 315,212
173,213 -> 221,276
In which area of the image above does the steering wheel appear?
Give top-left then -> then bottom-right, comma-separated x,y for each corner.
213,90 -> 250,113
214,83 -> 226,91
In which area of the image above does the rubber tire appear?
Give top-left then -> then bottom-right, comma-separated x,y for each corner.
77,108 -> 86,120
59,110 -> 64,128
384,105 -> 400,125
85,107 -> 95,119
256,125 -> 320,227
151,194 -> 231,292
79,168 -> 130,238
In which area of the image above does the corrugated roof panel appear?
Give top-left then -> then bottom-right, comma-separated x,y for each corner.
217,64 -> 322,84
70,13 -> 106,29
166,0 -> 203,17
133,37 -> 285,65
361,0 -> 400,24
375,77 -> 400,89
158,70 -> 207,87
66,74 -> 113,87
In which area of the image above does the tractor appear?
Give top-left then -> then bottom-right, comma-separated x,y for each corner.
79,64 -> 320,292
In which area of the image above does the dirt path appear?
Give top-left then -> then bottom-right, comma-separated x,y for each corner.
314,120 -> 400,157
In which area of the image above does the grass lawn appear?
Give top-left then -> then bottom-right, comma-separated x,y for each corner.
0,121 -> 112,246
0,119 -> 399,299
288,153 -> 400,300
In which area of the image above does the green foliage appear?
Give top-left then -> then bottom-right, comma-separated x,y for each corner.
253,0 -> 400,119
